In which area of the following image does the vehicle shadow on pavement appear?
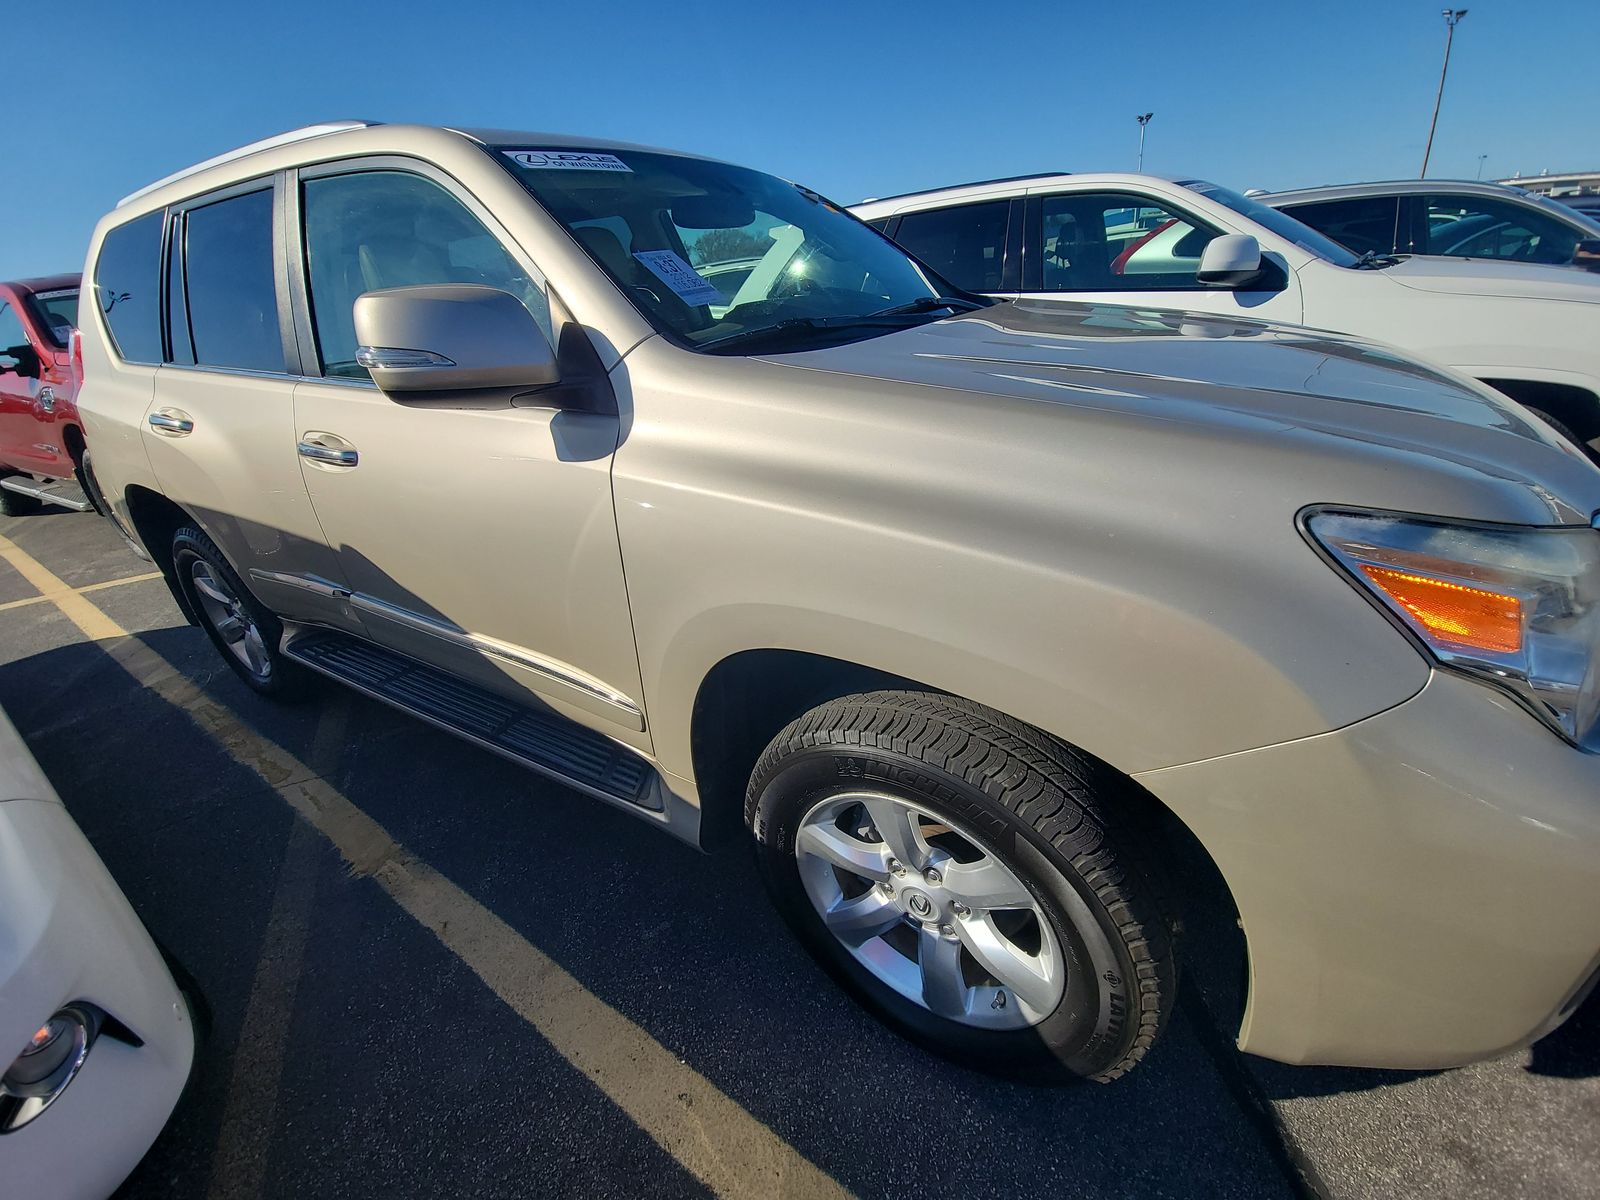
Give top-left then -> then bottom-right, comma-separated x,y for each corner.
0,623 -> 1312,1200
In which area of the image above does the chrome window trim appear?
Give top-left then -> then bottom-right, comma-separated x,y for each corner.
160,361 -> 377,388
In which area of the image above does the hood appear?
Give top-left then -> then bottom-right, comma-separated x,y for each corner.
1381,255 -> 1600,302
758,299 -> 1600,524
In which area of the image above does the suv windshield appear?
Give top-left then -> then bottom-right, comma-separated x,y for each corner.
1181,181 -> 1362,268
496,147 -> 954,352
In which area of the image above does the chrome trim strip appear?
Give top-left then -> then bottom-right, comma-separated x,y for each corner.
247,570 -> 352,600
158,362 -> 379,389
347,592 -> 644,720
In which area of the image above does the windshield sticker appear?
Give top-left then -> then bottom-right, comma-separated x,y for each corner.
632,250 -> 723,306
502,150 -> 632,173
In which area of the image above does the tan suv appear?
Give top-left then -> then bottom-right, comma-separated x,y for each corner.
78,122 -> 1600,1084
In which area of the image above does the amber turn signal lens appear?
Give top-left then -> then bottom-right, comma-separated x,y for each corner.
1358,565 -> 1524,655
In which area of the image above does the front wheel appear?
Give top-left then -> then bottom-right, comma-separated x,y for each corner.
746,691 -> 1176,1083
172,526 -> 309,700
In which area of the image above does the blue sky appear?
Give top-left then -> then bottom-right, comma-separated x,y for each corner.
4,0 -> 1596,279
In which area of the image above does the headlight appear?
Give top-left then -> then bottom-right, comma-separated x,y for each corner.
1307,509 -> 1600,750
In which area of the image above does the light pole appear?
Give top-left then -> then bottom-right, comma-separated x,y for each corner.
1476,153 -> 1488,179
1420,9 -> 1467,178
1135,113 -> 1154,172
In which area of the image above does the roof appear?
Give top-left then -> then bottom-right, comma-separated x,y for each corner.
1259,179 -> 1534,205
1,273 -> 81,296
859,172 -> 1071,207
116,122 -> 729,209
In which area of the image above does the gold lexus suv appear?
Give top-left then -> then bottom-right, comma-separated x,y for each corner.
77,122 -> 1600,1083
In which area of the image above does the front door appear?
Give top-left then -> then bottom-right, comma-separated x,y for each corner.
287,164 -> 648,749
1019,191 -> 1304,324
0,301 -> 54,476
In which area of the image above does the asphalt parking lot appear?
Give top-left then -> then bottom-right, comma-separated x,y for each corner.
1,501 -> 1595,1200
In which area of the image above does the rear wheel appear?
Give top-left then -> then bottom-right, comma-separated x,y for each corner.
172,526 -> 309,700
747,691 -> 1176,1082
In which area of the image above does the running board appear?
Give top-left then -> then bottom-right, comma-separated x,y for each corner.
282,629 -> 663,812
0,477 -> 92,512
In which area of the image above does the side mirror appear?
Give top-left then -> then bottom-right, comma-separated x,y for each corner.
1196,234 -> 1265,288
1572,239 -> 1600,272
0,344 -> 40,378
353,285 -> 559,401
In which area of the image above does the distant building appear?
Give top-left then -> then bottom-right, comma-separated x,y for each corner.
1497,171 -> 1600,198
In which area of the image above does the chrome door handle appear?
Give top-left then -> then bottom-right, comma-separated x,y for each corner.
37,386 -> 56,414
148,411 -> 194,435
297,441 -> 359,467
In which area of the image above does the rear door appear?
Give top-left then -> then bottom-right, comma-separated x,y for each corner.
140,175 -> 356,630
1017,190 -> 1303,323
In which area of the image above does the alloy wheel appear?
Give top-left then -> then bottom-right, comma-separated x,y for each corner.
794,791 -> 1065,1030
189,560 -> 271,680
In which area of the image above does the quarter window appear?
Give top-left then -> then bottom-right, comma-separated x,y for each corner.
1278,197 -> 1401,256
181,189 -> 283,373
93,211 -> 164,364
1038,194 -> 1218,291
301,170 -> 550,380
893,201 -> 1010,292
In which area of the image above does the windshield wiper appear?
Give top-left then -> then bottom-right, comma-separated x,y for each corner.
1350,249 -> 1405,270
868,295 -> 988,317
700,305 -> 970,353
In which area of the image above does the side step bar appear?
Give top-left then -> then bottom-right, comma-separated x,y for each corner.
283,628 -> 663,812
0,477 -> 93,513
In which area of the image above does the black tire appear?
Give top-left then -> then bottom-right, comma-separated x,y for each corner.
747,690 -> 1175,1083
1528,408 -> 1600,466
75,449 -> 111,519
171,525 -> 310,700
0,477 -> 42,517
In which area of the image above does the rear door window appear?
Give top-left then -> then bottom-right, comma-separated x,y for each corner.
892,200 -> 1011,292
180,188 -> 284,373
94,211 -> 165,364
1277,197 -> 1402,256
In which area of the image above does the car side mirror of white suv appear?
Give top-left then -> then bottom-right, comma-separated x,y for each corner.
354,284 -> 560,405
1196,234 -> 1265,288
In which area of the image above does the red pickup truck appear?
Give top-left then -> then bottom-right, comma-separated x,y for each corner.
0,273 -> 97,515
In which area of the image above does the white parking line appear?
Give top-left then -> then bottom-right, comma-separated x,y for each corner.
0,531 -> 850,1200
0,569 -> 162,612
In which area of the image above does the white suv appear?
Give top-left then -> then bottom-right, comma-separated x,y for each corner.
852,174 -> 1600,453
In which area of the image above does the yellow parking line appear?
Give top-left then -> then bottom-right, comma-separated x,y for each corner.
0,531 -> 848,1200
0,568 -> 162,613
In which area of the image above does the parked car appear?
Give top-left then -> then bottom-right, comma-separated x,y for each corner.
79,123 -> 1600,1083
0,705 -> 195,1198
0,275 -> 98,516
1257,179 -> 1600,272
852,174 -> 1600,457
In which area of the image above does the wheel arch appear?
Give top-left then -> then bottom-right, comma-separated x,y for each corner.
122,485 -> 202,626
686,646 -> 1248,1033
1482,377 -> 1600,442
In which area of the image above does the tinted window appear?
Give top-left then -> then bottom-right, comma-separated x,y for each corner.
1425,194 -> 1580,265
893,201 -> 1010,292
28,290 -> 78,347
0,305 -> 27,362
94,211 -> 164,364
1038,193 -> 1218,291
1181,181 -> 1361,267
182,189 -> 283,372
1279,197 -> 1401,256
302,171 -> 550,379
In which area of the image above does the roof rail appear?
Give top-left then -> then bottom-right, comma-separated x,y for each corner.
862,171 -> 1070,207
116,121 -> 378,208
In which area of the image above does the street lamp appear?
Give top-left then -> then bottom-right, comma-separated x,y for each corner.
1476,153 -> 1488,180
1420,9 -> 1467,178
1135,113 -> 1154,172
